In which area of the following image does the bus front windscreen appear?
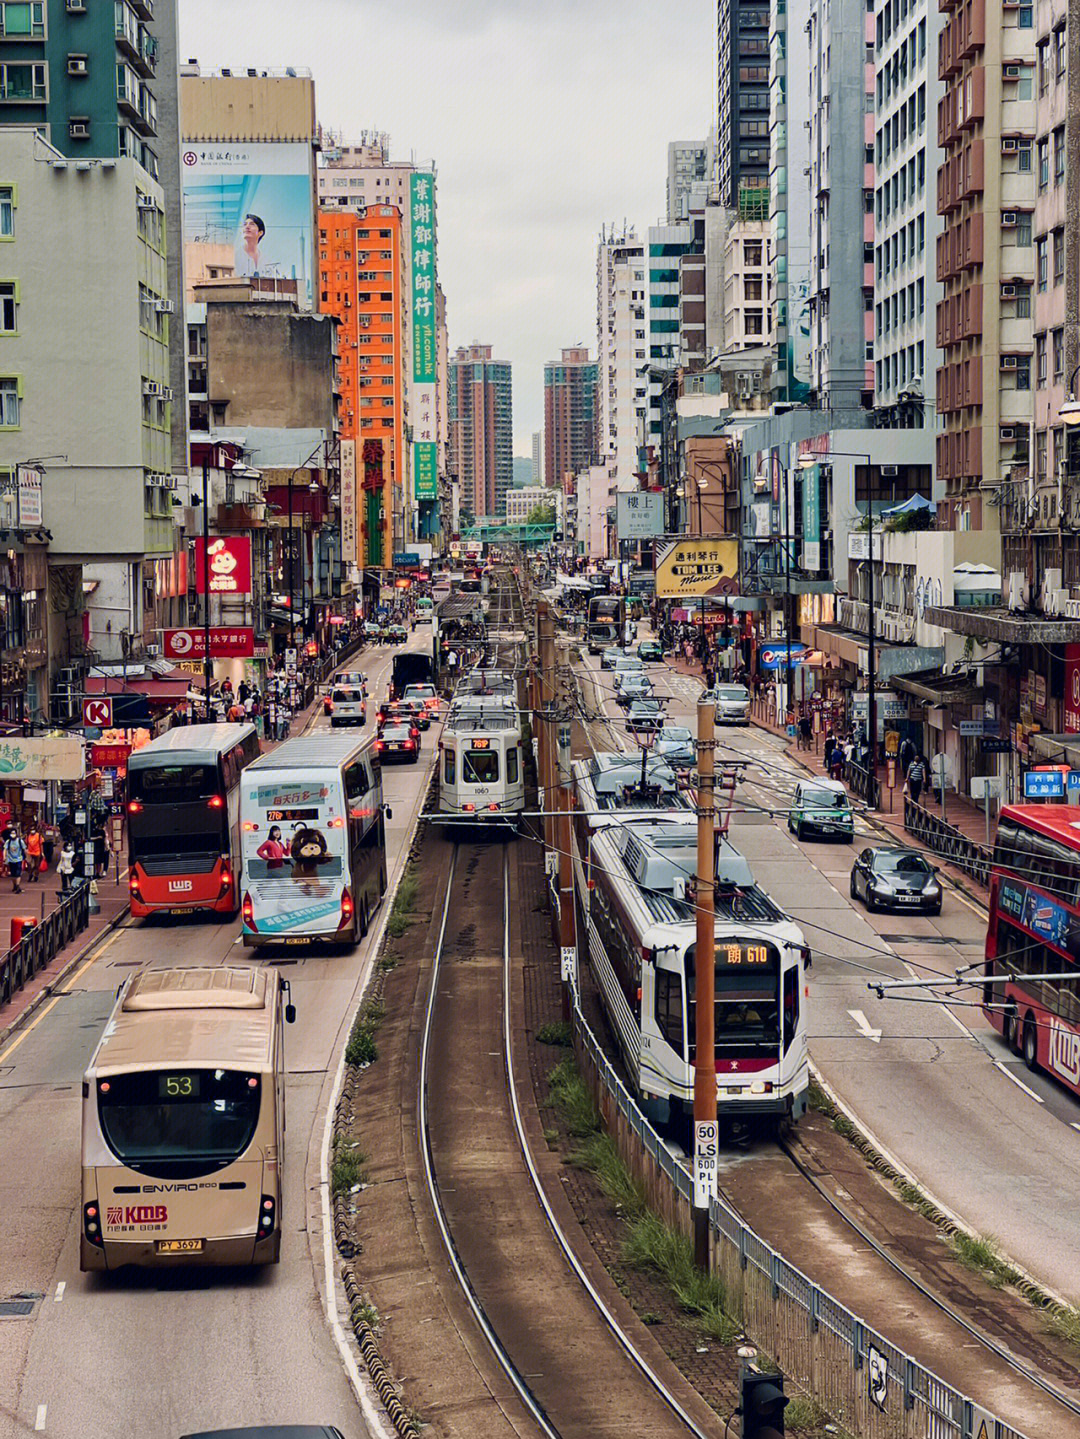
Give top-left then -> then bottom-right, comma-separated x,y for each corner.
128,762 -> 229,861
96,1069 -> 261,1178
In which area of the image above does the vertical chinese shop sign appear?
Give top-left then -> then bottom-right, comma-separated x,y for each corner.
410,172 -> 438,502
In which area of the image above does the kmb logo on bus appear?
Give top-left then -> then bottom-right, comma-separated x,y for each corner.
106,1205 -> 168,1226
1048,1017 -> 1080,1086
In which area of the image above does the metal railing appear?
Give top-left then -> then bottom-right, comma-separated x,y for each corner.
0,882 -> 90,1007
568,974 -> 1026,1439
845,758 -> 881,810
903,797 -> 992,887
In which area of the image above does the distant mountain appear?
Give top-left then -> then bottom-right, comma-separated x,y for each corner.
512,457 -> 534,488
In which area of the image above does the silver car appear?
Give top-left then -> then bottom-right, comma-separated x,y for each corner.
615,673 -> 653,707
714,683 -> 751,725
654,725 -> 696,769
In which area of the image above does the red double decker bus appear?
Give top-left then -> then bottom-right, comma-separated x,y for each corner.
126,724 -> 260,918
985,804 -> 1080,1093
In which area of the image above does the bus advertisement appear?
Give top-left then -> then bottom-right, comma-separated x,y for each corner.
81,965 -> 295,1271
985,804 -> 1080,1094
127,724 -> 260,918
239,734 -> 388,946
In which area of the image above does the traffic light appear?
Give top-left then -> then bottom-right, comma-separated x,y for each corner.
740,1363 -> 788,1438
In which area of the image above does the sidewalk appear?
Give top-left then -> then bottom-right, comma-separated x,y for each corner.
0,658 -> 340,1044
660,651 -> 994,900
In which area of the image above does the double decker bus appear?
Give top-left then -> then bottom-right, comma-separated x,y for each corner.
586,594 -> 625,654
239,733 -> 388,946
127,724 -> 260,918
985,804 -> 1080,1091
81,964 -> 295,1271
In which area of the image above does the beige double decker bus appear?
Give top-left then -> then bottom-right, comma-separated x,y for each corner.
81,965 -> 295,1271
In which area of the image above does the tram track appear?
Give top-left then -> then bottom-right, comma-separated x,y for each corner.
417,833 -> 717,1439
567,650 -> 1080,1438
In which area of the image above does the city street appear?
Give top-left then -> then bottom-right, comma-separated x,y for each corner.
0,633 -> 437,1439
581,644 -> 1080,1302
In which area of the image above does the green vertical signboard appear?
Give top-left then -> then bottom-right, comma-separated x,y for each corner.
410,172 -> 438,501
802,462 -> 821,572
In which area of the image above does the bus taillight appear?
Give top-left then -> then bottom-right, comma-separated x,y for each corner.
259,1195 -> 276,1234
127,800 -> 143,815
207,795 -> 226,809
219,864 -> 233,892
83,1202 -> 104,1247
339,891 -> 355,929
242,891 -> 254,928
129,873 -> 140,898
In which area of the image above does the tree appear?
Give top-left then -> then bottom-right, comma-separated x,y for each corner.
526,502 -> 556,527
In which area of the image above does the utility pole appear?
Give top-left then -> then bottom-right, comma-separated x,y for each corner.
693,694 -> 717,1270
783,460 -> 794,730
202,456 -> 212,715
537,602 -> 556,855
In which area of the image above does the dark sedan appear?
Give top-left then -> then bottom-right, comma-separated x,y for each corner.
376,722 -> 421,763
849,847 -> 942,914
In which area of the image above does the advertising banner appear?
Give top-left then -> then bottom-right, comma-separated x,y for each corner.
616,492 -> 664,539
0,736 -> 84,782
181,141 -> 315,308
410,172 -> 439,502
17,465 -> 42,526
654,538 -> 739,598
192,536 -> 252,596
163,627 -> 255,660
802,462 -> 821,572
340,438 -> 358,568
1066,644 -> 1080,733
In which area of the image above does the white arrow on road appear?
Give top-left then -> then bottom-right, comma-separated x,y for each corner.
848,1008 -> 882,1043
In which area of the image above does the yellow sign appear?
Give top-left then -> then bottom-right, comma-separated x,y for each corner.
885,730 -> 899,756
655,539 -> 739,599
175,661 -> 204,676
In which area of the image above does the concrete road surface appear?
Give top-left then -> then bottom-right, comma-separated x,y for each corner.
0,632 -> 437,1439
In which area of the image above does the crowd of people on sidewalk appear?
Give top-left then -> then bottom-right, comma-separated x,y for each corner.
0,812 -> 113,896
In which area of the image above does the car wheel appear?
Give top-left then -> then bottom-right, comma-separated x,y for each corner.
849,872 -> 858,900
330,719 -> 338,728
796,823 -> 804,842
928,902 -> 942,916
1023,1016 -> 1038,1072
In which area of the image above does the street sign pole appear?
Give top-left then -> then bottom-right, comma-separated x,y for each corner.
693,696 -> 716,1269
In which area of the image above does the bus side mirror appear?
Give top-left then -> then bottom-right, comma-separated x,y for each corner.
383,803 -> 393,820
285,1003 -> 296,1025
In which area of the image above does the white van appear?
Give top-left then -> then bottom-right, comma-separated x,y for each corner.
330,684 -> 367,727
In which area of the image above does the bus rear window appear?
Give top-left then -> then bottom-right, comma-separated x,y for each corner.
464,750 -> 499,784
129,764 -> 219,804
97,1069 -> 261,1178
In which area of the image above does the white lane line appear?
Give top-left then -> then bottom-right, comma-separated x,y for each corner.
1071,1123 -> 1080,1134
995,1060 -> 1045,1104
34,1405 -> 46,1431
53,1282 -> 64,1303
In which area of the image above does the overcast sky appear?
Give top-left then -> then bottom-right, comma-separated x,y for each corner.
179,1 -> 717,456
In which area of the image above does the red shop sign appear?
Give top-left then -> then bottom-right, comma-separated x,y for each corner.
163,627 -> 256,660
192,537 -> 252,595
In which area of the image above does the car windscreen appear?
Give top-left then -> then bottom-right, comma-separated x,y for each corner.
381,725 -> 413,740
717,688 -> 749,702
804,788 -> 848,809
660,729 -> 692,743
97,1069 -> 261,1178
873,852 -> 932,873
332,689 -> 363,702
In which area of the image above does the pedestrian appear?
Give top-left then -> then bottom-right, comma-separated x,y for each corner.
907,754 -> 927,804
4,826 -> 25,894
798,713 -> 812,751
24,823 -> 42,883
705,663 -> 716,692
823,732 -> 836,770
899,735 -> 916,777
829,744 -> 846,783
238,680 -> 250,705
57,839 -> 75,894
41,822 -> 57,873
94,827 -> 110,880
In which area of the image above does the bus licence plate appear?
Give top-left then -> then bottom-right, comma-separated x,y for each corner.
156,1237 -> 204,1254
284,937 -> 308,946
169,907 -> 193,916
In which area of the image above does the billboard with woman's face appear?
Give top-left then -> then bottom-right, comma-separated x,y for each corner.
181,142 -> 314,307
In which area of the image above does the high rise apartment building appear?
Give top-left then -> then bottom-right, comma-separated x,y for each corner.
543,348 -> 598,489
873,0 -> 940,421
935,0 -> 1035,528
318,206 -> 406,568
1027,1 -> 1074,569
769,0 -> 812,402
807,0 -> 876,414
716,0 -> 772,207
667,142 -> 708,221
596,229 -> 647,490
722,218 -> 773,349
645,217 -> 704,439
531,431 -> 542,485
448,345 -> 512,519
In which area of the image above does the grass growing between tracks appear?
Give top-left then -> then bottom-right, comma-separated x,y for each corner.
332,1138 -> 369,1194
951,1232 -> 1013,1289
385,867 -> 419,939
345,997 -> 385,1067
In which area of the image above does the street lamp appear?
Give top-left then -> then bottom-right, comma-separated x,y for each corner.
800,450 -> 877,780
1060,365 -> 1080,425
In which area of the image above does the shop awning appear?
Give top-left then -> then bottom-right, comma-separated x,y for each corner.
813,625 -> 867,667
890,668 -> 981,706
85,674 -> 190,704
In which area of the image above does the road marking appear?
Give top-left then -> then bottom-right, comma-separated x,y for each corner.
0,920 -> 130,1067
34,1405 -> 45,1431
1071,1122 -> 1080,1134
53,1282 -> 64,1303
994,1060 -> 1044,1103
848,1008 -> 882,1043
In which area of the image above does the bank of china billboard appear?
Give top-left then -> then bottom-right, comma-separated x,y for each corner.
181,142 -> 314,308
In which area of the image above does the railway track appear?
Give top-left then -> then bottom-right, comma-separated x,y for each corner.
417,832 -> 717,1439
567,648 -> 1080,1438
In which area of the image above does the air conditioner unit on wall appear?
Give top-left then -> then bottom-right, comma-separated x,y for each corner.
1066,598 -> 1080,620
1002,137 -> 1018,152
1001,284 -> 1016,298
69,120 -> 89,139
136,194 -> 157,211
145,644 -> 161,659
143,380 -> 162,396
154,299 -> 175,314
1002,211 -> 1018,226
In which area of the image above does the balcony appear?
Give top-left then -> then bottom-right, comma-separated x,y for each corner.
129,0 -> 153,16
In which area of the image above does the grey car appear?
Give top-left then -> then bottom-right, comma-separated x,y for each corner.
626,698 -> 665,733
654,725 -> 696,769
600,646 -> 622,670
849,846 -> 942,914
615,673 -> 654,707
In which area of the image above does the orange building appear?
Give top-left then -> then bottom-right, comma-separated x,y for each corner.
318,205 -> 406,569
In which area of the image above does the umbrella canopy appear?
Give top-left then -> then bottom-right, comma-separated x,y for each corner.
882,492 -> 936,516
